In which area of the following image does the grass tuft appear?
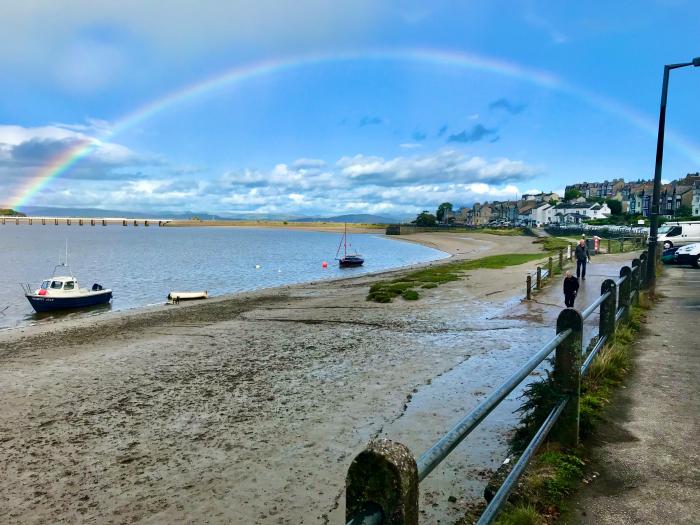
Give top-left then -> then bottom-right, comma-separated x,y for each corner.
367,253 -> 548,302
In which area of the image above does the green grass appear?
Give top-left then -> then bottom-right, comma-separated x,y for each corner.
367,253 -> 547,302
494,504 -> 542,525
532,236 -> 571,252
479,227 -> 527,236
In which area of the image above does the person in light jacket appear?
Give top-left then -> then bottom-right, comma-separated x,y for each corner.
563,270 -> 579,308
575,239 -> 591,280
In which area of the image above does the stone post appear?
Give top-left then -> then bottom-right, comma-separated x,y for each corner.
639,252 -> 648,290
553,308 -> 583,448
346,439 -> 419,525
599,279 -> 617,340
631,259 -> 641,306
618,266 -> 632,324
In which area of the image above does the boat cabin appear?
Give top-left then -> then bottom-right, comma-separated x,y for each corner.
37,276 -> 82,295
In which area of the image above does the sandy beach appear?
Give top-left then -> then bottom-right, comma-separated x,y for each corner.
0,232 -> 552,524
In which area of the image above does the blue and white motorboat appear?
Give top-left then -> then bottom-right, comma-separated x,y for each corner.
22,263 -> 112,313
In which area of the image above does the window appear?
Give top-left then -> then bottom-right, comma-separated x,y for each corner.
40,280 -> 50,290
50,281 -> 63,289
662,226 -> 682,237
64,281 -> 75,290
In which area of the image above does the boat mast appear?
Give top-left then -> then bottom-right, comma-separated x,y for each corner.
344,223 -> 347,256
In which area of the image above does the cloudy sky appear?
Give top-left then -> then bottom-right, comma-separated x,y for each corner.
1,1 -> 699,217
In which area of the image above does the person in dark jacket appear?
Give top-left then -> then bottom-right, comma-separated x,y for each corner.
563,270 -> 579,308
575,239 -> 591,280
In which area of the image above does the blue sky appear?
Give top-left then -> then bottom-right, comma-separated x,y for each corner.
1,0 -> 699,217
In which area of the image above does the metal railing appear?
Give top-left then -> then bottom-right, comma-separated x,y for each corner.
344,247 -> 654,525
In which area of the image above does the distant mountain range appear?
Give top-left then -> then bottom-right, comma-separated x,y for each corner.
16,206 -> 401,224
290,214 -> 398,224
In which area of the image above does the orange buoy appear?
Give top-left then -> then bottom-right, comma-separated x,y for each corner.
322,261 -> 328,268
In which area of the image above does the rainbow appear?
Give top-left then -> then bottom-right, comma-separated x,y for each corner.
8,48 -> 700,208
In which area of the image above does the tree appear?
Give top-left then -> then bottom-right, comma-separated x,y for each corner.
564,188 -> 582,201
605,199 -> 622,216
675,204 -> 692,217
436,202 -> 453,222
414,211 -> 437,226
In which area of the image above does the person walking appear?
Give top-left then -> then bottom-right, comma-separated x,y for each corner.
563,270 -> 579,308
575,238 -> 591,280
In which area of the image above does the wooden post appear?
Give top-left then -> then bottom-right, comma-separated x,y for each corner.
346,439 -> 419,525
620,237 -> 625,252
607,237 -> 611,254
558,249 -> 564,270
536,267 -> 542,289
526,275 -> 532,300
553,308 -> 583,448
548,257 -> 553,277
67,218 -> 71,225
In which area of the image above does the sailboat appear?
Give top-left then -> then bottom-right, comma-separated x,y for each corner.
335,223 -> 364,268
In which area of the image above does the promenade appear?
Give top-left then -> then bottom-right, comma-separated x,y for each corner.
560,265 -> 700,524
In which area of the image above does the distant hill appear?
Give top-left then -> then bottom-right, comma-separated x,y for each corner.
17,206 -> 228,220
15,207 -> 399,224
291,214 -> 398,224
0,208 -> 26,217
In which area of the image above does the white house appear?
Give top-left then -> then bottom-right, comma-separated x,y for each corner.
531,203 -> 557,226
553,202 -> 611,223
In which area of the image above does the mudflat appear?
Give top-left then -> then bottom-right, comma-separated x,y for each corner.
0,232 -> 551,524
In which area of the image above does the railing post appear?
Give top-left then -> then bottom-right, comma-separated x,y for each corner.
346,439 -> 419,525
558,249 -> 563,270
553,309 -> 583,448
618,266 -> 632,324
639,252 -> 648,290
536,267 -> 542,289
548,257 -> 553,277
526,275 -> 532,300
631,259 -> 641,306
599,279 -> 617,341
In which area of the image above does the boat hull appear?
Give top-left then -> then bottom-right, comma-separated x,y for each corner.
338,257 -> 364,268
25,290 -> 113,313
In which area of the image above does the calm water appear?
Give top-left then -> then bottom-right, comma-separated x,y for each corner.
0,225 -> 447,330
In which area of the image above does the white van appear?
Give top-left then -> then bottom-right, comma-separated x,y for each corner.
658,221 -> 700,248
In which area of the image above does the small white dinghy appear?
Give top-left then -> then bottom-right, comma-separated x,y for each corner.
168,291 -> 208,303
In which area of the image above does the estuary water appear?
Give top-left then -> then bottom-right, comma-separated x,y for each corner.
0,225 -> 447,330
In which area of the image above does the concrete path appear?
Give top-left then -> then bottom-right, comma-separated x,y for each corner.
560,265 -> 700,524
508,251 -> 642,350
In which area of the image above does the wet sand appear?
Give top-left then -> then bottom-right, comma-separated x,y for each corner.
0,232 -> 551,524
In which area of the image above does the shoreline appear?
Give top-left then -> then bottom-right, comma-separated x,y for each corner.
0,231 -> 487,339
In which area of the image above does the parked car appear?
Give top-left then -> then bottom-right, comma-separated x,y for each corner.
658,221 -> 700,248
673,242 -> 700,268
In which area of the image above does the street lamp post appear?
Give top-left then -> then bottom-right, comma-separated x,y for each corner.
647,56 -> 700,292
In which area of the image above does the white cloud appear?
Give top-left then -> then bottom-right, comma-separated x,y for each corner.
4,136 -> 543,216
399,143 -> 422,149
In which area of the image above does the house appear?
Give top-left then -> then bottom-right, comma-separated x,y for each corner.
692,182 -> 700,216
553,202 -> 611,223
